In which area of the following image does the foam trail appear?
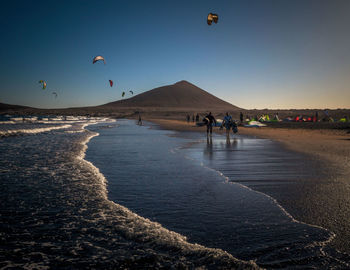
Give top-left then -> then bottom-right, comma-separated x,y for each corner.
0,124 -> 72,137
78,121 -> 259,269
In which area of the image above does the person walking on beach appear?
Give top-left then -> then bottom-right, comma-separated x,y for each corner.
239,112 -> 243,124
222,112 -> 233,138
138,114 -> 142,125
204,112 -> 216,136
195,113 -> 199,122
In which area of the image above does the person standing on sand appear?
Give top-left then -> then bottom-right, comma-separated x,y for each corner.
138,114 -> 142,125
240,112 -> 243,124
204,112 -> 216,136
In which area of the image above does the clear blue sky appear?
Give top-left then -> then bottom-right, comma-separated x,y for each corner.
1,0 -> 349,109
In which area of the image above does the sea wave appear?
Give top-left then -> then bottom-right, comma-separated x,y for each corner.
0,119 -> 259,269
0,124 -> 72,137
76,122 -> 260,269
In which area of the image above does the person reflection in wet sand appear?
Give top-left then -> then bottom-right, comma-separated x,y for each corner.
205,136 -> 213,159
226,136 -> 231,146
225,137 -> 238,149
232,137 -> 238,146
221,137 -> 238,150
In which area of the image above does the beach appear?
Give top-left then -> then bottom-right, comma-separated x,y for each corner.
85,119 -> 349,267
0,118 -> 260,269
1,117 -> 350,268
149,119 -> 350,255
2,0 -> 350,267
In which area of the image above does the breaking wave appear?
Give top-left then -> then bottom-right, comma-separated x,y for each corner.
0,119 -> 258,269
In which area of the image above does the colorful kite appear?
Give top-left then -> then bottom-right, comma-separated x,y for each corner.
207,13 -> 218,25
39,80 -> 47,89
92,55 -> 106,64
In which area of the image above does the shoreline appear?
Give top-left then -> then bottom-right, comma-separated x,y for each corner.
148,118 -> 350,255
82,120 -> 260,269
149,118 -> 350,174
86,119 -> 340,267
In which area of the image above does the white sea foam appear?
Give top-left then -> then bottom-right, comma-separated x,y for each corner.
0,124 -> 72,137
75,121 -> 259,269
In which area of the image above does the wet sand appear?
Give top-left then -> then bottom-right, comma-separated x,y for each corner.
149,119 -> 350,255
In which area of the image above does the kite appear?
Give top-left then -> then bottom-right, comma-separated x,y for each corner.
39,80 -> 47,89
52,92 -> 58,98
92,55 -> 106,64
207,13 -> 218,25
109,80 -> 113,87
122,91 -> 125,97
129,90 -> 133,95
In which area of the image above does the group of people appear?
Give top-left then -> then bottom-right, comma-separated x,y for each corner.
203,112 -> 238,137
186,113 -> 200,123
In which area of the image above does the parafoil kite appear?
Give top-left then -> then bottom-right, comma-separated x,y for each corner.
129,90 -> 133,95
109,80 -> 113,87
52,92 -> 58,98
122,91 -> 125,97
39,80 -> 47,89
207,13 -> 218,25
92,55 -> 106,64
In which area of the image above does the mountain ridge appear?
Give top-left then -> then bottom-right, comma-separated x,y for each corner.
0,81 -> 240,113
100,80 -> 240,110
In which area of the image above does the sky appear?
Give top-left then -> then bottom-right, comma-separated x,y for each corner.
1,0 -> 349,109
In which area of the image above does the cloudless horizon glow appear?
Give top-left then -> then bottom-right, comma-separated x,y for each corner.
1,0 -> 349,109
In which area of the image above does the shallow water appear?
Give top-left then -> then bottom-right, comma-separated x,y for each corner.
85,119 -> 349,268
1,118 -> 349,269
0,118 -> 257,269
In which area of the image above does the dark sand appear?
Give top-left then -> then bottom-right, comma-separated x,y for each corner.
149,119 -> 350,255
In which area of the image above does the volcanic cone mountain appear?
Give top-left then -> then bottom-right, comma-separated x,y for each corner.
101,80 -> 240,110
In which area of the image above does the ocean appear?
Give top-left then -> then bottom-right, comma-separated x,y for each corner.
0,117 -> 349,269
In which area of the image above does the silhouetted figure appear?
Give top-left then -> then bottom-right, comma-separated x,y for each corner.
315,111 -> 319,122
138,114 -> 142,125
186,114 -> 190,123
195,114 -> 199,122
239,112 -> 243,123
204,112 -> 216,136
192,114 -> 195,122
